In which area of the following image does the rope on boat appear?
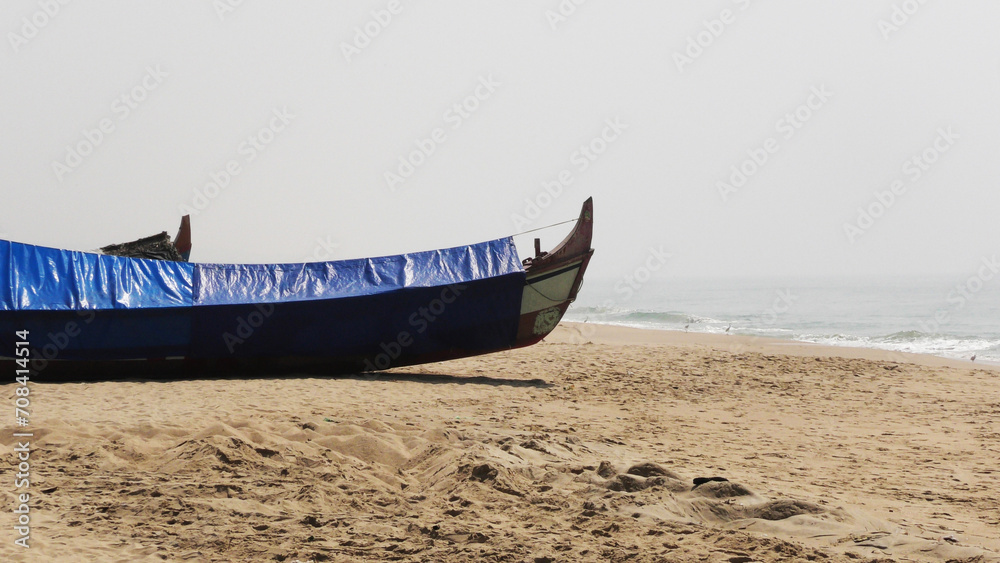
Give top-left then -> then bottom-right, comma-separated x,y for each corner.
525,282 -> 563,304
516,216 -> 583,303
511,218 -> 578,238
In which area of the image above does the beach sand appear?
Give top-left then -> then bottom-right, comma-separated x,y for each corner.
2,322 -> 998,562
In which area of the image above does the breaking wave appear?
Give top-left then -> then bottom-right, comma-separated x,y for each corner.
564,307 -> 1000,363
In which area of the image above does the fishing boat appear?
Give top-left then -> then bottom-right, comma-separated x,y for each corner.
0,199 -> 593,377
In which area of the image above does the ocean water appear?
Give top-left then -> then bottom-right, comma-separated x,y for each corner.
564,276 -> 1000,364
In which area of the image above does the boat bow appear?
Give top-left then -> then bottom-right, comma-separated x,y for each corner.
514,197 -> 595,346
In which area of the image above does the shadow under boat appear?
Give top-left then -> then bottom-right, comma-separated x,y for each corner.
23,367 -> 553,388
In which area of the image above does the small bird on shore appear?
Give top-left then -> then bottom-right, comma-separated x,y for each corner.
725,324 -> 731,334
971,354 -> 977,362
684,324 -> 689,332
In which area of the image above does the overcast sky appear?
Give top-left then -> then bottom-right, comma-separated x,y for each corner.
2,1 -> 998,280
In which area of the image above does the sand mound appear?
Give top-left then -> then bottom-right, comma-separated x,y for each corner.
8,413 -> 882,562
691,480 -> 755,499
748,499 -> 827,521
626,461 -> 682,479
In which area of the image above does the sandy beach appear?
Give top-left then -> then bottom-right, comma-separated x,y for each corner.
2,322 -> 998,562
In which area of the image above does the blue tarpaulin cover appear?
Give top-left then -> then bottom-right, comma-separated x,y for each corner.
194,238 -> 522,307
1,238 -> 522,310
0,237 -> 526,362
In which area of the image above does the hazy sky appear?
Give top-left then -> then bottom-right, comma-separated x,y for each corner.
2,1 -> 999,280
